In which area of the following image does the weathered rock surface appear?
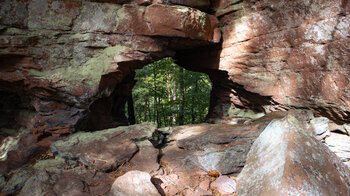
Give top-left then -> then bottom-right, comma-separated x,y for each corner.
177,0 -> 350,123
109,170 -> 160,196
151,112 -> 285,195
18,165 -> 113,196
161,112 -> 285,175
126,140 -> 160,173
310,117 -> 330,140
1,0 -> 349,141
329,121 -> 350,135
210,175 -> 236,195
0,130 -> 41,174
1,0 -> 350,194
2,167 -> 33,195
236,113 -> 350,195
15,152 -> 115,196
3,110 -> 349,195
325,132 -> 350,169
0,0 -> 220,138
51,123 -> 156,171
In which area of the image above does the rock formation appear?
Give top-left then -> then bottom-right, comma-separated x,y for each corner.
0,110 -> 348,195
236,112 -> 350,195
0,0 -> 220,138
0,0 -> 350,195
1,0 -> 349,139
177,0 -> 350,123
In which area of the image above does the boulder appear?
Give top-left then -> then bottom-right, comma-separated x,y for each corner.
160,114 -> 283,175
329,121 -> 350,136
125,140 -> 160,173
153,113 -> 285,195
310,117 -> 330,140
18,165 -> 113,196
18,171 -> 53,196
51,123 -> 157,171
109,170 -> 160,196
2,167 -> 33,195
210,175 -> 236,195
236,113 -> 350,195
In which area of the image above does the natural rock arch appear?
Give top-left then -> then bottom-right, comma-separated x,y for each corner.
0,0 -> 349,140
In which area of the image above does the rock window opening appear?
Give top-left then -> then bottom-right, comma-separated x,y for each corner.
128,57 -> 212,128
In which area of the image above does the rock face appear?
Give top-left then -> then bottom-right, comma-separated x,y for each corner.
236,113 -> 350,195
1,0 -> 349,140
0,0 -> 220,139
177,0 -> 350,123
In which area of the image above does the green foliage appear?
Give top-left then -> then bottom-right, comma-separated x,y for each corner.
132,57 -> 212,127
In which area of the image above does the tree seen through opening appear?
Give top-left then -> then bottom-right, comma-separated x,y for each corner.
130,57 -> 212,127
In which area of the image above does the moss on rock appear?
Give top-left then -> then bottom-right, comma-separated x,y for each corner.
29,44 -> 127,93
33,157 -> 67,174
2,167 -> 33,194
51,122 -> 156,159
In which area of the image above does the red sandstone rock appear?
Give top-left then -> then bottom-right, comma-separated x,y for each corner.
178,0 -> 350,122
0,0 -> 220,138
51,123 -> 156,171
210,175 -> 236,195
236,113 -> 350,195
0,0 -> 349,143
109,170 -> 161,196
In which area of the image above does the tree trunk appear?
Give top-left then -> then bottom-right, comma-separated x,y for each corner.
127,94 -> 136,125
192,79 -> 198,123
144,96 -> 148,122
178,67 -> 184,125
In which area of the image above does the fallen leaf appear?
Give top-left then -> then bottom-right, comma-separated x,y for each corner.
230,176 -> 238,181
208,169 -> 221,177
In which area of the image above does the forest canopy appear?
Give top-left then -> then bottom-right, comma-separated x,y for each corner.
131,57 -> 212,128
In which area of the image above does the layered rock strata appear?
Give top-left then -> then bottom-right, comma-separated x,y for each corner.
177,0 -> 350,123
0,0 -> 220,138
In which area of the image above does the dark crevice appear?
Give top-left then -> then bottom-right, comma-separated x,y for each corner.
75,72 -> 136,132
149,130 -> 168,149
331,129 -> 349,135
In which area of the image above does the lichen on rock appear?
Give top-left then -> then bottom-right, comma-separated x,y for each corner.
29,44 -> 127,95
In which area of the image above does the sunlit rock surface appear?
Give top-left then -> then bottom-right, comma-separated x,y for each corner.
236,113 -> 350,195
109,170 -> 161,196
178,0 -> 350,123
325,132 -> 350,169
154,112 -> 285,195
